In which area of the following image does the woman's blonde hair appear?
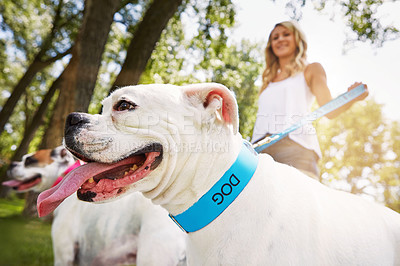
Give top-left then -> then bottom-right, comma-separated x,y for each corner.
260,21 -> 308,93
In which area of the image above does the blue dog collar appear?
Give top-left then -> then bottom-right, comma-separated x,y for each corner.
169,141 -> 259,233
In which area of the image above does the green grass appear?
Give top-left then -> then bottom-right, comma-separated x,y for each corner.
0,198 -> 53,266
0,197 -> 25,217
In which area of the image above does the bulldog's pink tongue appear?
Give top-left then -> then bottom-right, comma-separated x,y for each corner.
37,162 -> 116,217
37,152 -> 160,217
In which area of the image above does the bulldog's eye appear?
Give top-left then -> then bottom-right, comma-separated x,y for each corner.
114,100 -> 137,112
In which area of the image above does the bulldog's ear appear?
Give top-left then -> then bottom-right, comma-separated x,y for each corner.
183,83 -> 239,133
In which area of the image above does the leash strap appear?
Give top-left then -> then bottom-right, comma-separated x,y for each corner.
169,141 -> 258,233
252,84 -> 366,153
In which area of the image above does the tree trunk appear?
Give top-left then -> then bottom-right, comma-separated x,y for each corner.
41,0 -> 122,148
74,0 -> 123,112
110,0 -> 183,92
40,55 -> 78,149
22,191 -> 41,218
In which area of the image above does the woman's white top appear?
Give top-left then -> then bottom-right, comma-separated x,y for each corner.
251,72 -> 322,158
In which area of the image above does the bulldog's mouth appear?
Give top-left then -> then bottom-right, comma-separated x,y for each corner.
2,174 -> 42,191
37,144 -> 163,217
77,144 -> 163,202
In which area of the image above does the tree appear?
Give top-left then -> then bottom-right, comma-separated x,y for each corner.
0,0 -> 80,135
110,0 -> 184,92
317,100 -> 400,212
40,0 -> 123,149
284,0 -> 399,49
376,121 -> 400,212
196,40 -> 264,139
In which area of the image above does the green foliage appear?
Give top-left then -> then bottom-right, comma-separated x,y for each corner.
140,12 -> 190,85
377,121 -> 400,211
0,0 -> 82,61
188,0 -> 236,63
197,40 -> 264,139
0,0 -> 53,61
0,48 -> 25,107
283,0 -> 399,48
341,0 -> 399,47
317,99 -> 400,212
313,0 -> 399,48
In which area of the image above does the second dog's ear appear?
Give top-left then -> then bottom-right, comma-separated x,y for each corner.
183,83 -> 239,133
51,146 -> 73,163
60,148 -> 68,158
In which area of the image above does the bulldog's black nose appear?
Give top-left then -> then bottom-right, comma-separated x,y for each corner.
65,112 -> 90,128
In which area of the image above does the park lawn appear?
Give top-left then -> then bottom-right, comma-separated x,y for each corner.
0,198 -> 53,266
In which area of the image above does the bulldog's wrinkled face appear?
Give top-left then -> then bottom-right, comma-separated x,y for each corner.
62,84 -> 191,202
37,83 -> 239,217
3,146 -> 75,192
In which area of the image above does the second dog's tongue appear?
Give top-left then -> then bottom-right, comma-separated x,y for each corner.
2,180 -> 22,187
37,161 -> 117,217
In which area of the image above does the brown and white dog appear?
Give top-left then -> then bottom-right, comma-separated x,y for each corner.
4,146 -> 76,192
38,83 -> 400,265
4,146 -> 186,266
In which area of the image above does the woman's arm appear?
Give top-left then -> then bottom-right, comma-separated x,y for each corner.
304,62 -> 369,119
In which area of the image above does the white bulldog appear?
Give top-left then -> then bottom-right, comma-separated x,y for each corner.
38,83 -> 400,265
4,147 -> 185,266
53,189 -> 186,266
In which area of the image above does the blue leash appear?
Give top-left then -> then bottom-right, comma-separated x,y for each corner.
252,84 -> 366,153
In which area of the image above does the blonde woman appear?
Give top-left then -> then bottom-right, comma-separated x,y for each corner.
251,21 -> 369,179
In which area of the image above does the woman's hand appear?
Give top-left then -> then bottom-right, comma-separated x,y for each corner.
347,82 -> 369,102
